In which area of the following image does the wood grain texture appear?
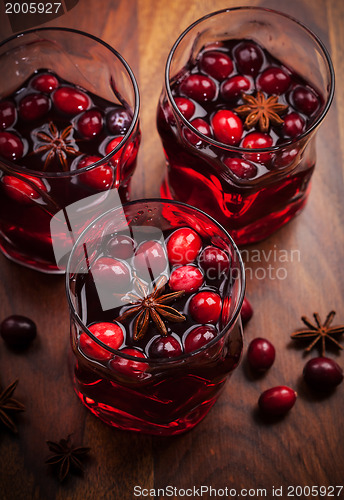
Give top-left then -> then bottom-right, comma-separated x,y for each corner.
0,0 -> 343,499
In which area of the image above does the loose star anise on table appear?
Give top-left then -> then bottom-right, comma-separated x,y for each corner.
115,275 -> 186,340
46,435 -> 91,482
33,121 -> 81,171
291,311 -> 344,356
234,91 -> 288,132
0,379 -> 25,433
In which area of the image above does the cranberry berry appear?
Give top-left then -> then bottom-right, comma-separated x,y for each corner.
200,50 -> 233,81
77,155 -> 113,191
91,257 -> 131,292
3,174 -> 46,204
258,386 -> 297,416
282,112 -> 305,138
0,315 -> 37,349
174,97 -> 195,120
221,75 -> 251,101
19,94 -> 50,121
211,110 -> 243,145
77,110 -> 103,138
31,73 -> 59,93
107,235 -> 136,260
133,241 -> 168,279
224,157 -> 257,179
80,322 -> 124,361
167,228 -> 202,265
292,86 -> 319,115
184,118 -> 212,146
149,335 -> 183,358
242,132 -> 273,164
169,265 -> 203,293
257,67 -> 291,95
234,41 -> 264,76
0,132 -> 24,160
241,297 -> 253,325
106,107 -> 132,135
110,348 -> 147,377
0,101 -> 16,129
184,325 -> 217,353
199,246 -> 230,279
247,338 -> 275,371
180,74 -> 217,103
53,87 -> 90,114
303,357 -> 343,392
189,291 -> 222,324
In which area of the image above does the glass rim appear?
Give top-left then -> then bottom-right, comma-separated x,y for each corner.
65,197 -> 246,365
0,26 -> 140,178
165,6 -> 335,153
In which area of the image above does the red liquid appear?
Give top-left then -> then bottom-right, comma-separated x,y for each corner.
0,70 -> 140,272
157,39 -> 323,244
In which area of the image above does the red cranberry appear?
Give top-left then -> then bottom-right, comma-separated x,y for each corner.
282,112 -> 305,138
199,246 -> 230,279
53,87 -> 90,114
77,110 -> 103,138
167,228 -> 202,265
174,97 -> 195,120
0,101 -> 16,129
189,291 -> 222,324
0,315 -> 37,349
292,86 -> 319,115
303,357 -> 343,391
107,235 -> 136,260
0,132 -> 24,160
184,325 -> 217,353
184,118 -> 212,145
258,386 -> 297,416
242,132 -> 273,164
211,110 -> 243,145
91,257 -> 131,292
19,93 -> 50,121
221,75 -> 251,101
105,137 -> 136,167
106,107 -> 132,135
169,265 -> 203,293
2,174 -> 46,204
257,67 -> 291,95
31,73 -> 59,93
241,297 -> 253,324
273,147 -> 299,169
80,322 -> 124,361
247,338 -> 275,371
200,50 -> 233,81
149,335 -> 183,358
77,155 -> 114,191
223,157 -> 257,179
133,240 -> 168,278
234,42 -> 264,76
179,74 -> 217,103
109,348 -> 147,377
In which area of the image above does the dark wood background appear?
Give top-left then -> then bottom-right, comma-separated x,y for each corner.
0,1 -> 343,499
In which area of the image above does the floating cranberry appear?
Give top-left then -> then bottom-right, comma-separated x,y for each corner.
184,118 -> 212,146
221,75 -> 251,101
80,322 -> 124,361
107,235 -> 136,260
199,246 -> 230,279
303,357 -> 343,391
273,147 -> 299,169
257,67 -> 291,95
167,228 -> 202,265
169,265 -> 203,293
282,112 -> 305,138
2,174 -> 46,204
184,325 -> 217,353
242,132 -> 273,164
224,157 -> 257,179
200,50 -> 233,81
211,110 -> 243,145
31,73 -> 59,93
189,291 -> 222,324
0,101 -> 16,129
241,297 -> 253,324
133,240 -> 168,278
258,386 -> 297,416
174,97 -> 195,120
77,155 -> 113,191
292,86 -> 319,115
179,74 -> 217,103
53,87 -> 90,114
19,93 -> 50,121
106,107 -> 132,135
105,136 -> 137,168
234,42 -> 264,76
0,131 -> 24,160
77,110 -> 103,138
109,348 -> 147,377
149,335 -> 183,358
91,257 -> 131,292
0,315 -> 37,349
247,338 -> 275,371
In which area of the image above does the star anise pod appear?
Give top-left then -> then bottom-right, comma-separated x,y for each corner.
115,275 -> 186,340
46,435 -> 91,482
33,121 -> 81,171
0,379 -> 25,433
291,311 -> 344,356
234,91 -> 288,132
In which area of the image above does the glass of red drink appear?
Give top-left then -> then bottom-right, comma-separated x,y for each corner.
0,28 -> 140,273
157,8 -> 334,244
66,199 -> 245,435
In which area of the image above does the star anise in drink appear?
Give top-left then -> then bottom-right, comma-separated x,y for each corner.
115,275 -> 186,340
291,311 -> 344,356
0,379 -> 25,433
46,435 -> 91,482
235,91 -> 288,132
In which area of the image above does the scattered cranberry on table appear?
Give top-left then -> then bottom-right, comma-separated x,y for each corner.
0,315 -> 37,349
303,357 -> 343,392
247,338 -> 275,372
258,386 -> 297,416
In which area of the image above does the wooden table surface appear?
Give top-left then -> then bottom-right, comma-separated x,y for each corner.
0,1 -> 343,499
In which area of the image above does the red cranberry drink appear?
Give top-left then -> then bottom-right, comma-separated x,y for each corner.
157,8 -> 334,244
0,29 -> 140,272
66,200 -> 245,435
